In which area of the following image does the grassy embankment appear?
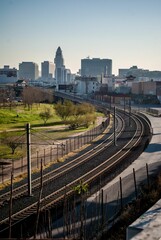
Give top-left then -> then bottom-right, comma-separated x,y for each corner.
0,103 -> 104,160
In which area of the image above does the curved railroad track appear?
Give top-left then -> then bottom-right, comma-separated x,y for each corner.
0,108 -> 151,235
0,112 -> 121,205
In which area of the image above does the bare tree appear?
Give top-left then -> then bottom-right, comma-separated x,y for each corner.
0,89 -> 8,104
22,87 -> 54,109
39,89 -> 54,103
0,87 -> 15,107
22,86 -> 35,110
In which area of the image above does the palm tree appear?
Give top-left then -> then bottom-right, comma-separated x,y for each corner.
73,180 -> 88,240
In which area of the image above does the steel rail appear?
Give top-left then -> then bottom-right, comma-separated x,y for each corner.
36,114 -> 144,211
0,113 -> 123,205
0,112 -> 144,229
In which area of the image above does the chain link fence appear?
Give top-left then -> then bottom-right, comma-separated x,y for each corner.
0,117 -> 110,184
47,162 -> 161,239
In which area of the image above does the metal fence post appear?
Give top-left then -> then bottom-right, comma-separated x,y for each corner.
2,165 -> 4,184
44,149 -> 46,166
146,163 -> 150,191
120,177 -> 123,211
21,157 -> 23,173
50,147 -> 52,162
57,145 -> 59,161
133,168 -> 137,199
37,151 -> 39,169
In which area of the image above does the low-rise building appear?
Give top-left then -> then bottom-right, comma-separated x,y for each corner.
132,80 -> 161,96
119,65 -> 161,80
75,76 -> 100,95
15,79 -> 27,87
101,76 -> 115,92
0,65 -> 17,84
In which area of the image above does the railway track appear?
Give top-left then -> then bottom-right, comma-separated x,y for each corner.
0,113 -> 120,205
0,108 -> 151,235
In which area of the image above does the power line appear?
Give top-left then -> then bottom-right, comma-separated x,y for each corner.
31,128 -> 63,145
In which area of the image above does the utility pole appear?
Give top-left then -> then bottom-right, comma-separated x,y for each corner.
34,159 -> 43,238
114,106 -> 117,146
9,170 -> 13,239
26,123 -> 32,196
129,98 -> 131,126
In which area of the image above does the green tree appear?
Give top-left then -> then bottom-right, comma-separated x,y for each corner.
73,180 -> 88,239
76,102 -> 95,115
54,100 -> 75,121
39,106 -> 53,124
69,103 -> 96,129
55,101 -> 96,129
1,131 -> 23,155
73,180 -> 88,195
81,113 -> 96,128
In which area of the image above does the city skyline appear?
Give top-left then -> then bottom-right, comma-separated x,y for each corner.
1,0 -> 161,75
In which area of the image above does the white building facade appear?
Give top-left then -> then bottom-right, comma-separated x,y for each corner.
54,47 -> 65,85
75,76 -> 100,95
54,46 -> 74,89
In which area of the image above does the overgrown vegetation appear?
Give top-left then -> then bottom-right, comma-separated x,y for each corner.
39,106 -> 53,125
55,100 -> 97,129
0,130 -> 26,159
0,101 -> 102,160
0,103 -> 61,130
1,131 -> 25,155
22,86 -> 53,110
101,173 -> 161,240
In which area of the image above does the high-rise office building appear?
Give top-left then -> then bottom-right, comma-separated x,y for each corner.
41,61 -> 54,79
19,62 -> 39,80
54,47 -> 65,84
81,58 -> 112,77
65,69 -> 72,83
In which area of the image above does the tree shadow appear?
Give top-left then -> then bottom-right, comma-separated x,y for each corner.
144,143 -> 161,153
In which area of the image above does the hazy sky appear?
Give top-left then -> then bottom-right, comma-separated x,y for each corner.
0,0 -> 161,75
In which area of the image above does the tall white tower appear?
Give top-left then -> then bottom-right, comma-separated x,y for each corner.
54,47 -> 65,84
